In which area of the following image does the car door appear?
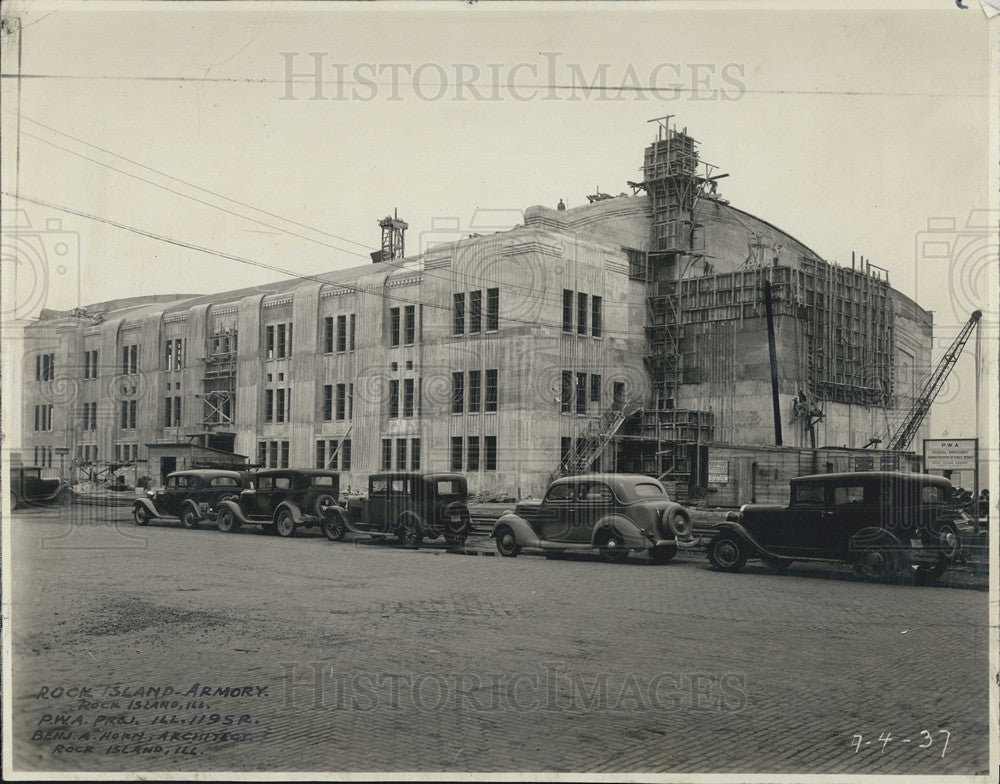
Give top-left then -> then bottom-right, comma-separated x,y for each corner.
537,483 -> 574,543
574,481 -> 615,543
161,475 -> 183,516
777,481 -> 831,557
821,481 -> 871,556
252,475 -> 275,518
366,477 -> 389,532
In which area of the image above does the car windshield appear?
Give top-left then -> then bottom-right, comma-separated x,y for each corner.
793,484 -> 826,505
211,477 -> 241,488
24,469 -> 41,479
632,482 -> 665,498
436,480 -> 462,496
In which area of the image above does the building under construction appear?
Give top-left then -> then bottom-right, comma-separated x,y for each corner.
18,118 -> 933,501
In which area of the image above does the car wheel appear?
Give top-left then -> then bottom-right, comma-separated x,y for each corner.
216,509 -> 241,533
444,533 -> 467,548
180,507 -> 200,530
853,544 -> 899,581
275,510 -> 297,538
133,504 -> 151,526
648,544 -> 677,564
597,531 -> 630,564
707,533 -> 748,572
322,510 -> 347,542
314,493 -> 338,518
10,492 -> 19,511
494,524 -> 521,557
761,556 -> 793,572
400,513 -> 424,548
936,522 -> 960,561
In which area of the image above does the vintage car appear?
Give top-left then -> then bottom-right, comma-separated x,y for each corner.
214,468 -> 340,537
133,470 -> 248,528
9,465 -> 73,510
708,471 -> 963,582
492,473 -> 695,563
337,472 -> 472,547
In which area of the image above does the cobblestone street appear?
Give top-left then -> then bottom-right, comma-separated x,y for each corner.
7,505 -> 991,776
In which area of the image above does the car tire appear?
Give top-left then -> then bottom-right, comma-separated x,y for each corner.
913,558 -> 947,585
761,556 -> 793,572
648,544 -> 677,564
180,507 -> 200,530
707,533 -> 748,572
853,544 -> 899,582
322,510 -> 347,542
314,493 -> 338,518
494,524 -> 521,557
275,510 -> 297,538
216,509 -> 241,533
10,492 -> 19,511
597,530 -> 630,564
397,512 -> 423,548
664,508 -> 692,539
133,504 -> 151,526
936,522 -> 960,562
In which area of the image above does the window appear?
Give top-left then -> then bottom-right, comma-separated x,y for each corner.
579,482 -> 613,502
121,345 -> 138,374
484,436 -> 497,471
613,382 -> 625,407
82,402 -> 90,431
37,352 -> 56,381
561,371 -> 572,413
257,441 -> 267,466
452,372 -> 464,414
324,317 -> 334,353
280,440 -> 290,468
450,436 -> 463,471
469,290 -> 482,334
348,383 -> 354,419
164,397 -> 172,427
164,338 -> 183,370
276,388 -> 287,423
793,483 -> 826,506
592,296 -> 602,338
265,389 -> 275,423
266,325 -> 275,359
382,438 -> 393,470
403,378 -> 415,418
390,307 -> 401,346
411,438 -> 421,470
590,374 -> 601,403
486,288 -> 499,331
316,439 -> 326,469
467,436 -> 480,471
342,439 -> 352,470
349,314 -> 356,351
277,323 -> 288,358
334,383 -> 346,421
403,305 -> 415,344
129,400 -> 136,429
562,290 -> 573,332
453,293 -> 465,335
88,402 -> 97,430
389,380 -> 400,418
396,438 -> 407,470
834,486 -> 865,506
35,404 -> 54,431
577,292 -> 588,335
485,369 -> 498,412
83,350 -> 99,379
626,247 -> 648,281
546,482 -> 575,502
921,485 -> 945,503
576,373 -> 587,414
468,370 -> 481,413
336,315 -> 347,352
322,385 -> 333,421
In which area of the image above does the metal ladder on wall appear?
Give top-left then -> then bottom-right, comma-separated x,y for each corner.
552,398 -> 640,480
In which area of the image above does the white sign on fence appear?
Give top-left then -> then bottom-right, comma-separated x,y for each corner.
923,438 -> 978,471
708,459 -> 729,484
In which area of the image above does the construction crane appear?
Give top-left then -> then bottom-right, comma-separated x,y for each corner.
884,309 -> 982,452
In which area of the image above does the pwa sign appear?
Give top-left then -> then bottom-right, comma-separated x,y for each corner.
923,438 -> 978,471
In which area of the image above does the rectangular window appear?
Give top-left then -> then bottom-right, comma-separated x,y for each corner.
592,296 -> 602,338
591,374 -> 601,403
485,369 -> 498,412
390,307 -> 401,347
576,372 -> 587,414
328,440 -> 340,470
469,290 -> 482,334
452,372 -> 464,414
35,355 -> 41,381
450,436 -> 463,471
389,380 -> 400,418
34,405 -> 39,432
613,382 -> 625,407
165,340 -> 174,370
316,439 -> 326,469
404,305 -> 415,344
265,389 -> 274,423
453,292 -> 465,335
486,287 -> 499,331
468,370 -> 481,413
121,345 -> 138,374
276,388 -> 286,423
324,316 -> 334,353
577,292 -> 588,335
411,438 -> 421,470
257,441 -> 267,466
403,378 -> 415,418
396,438 -> 407,470
337,315 -> 347,352
342,439 -> 352,470
164,397 -> 172,427
267,441 -> 278,468
561,371 -> 572,413
276,324 -> 287,359
129,400 -> 136,429
322,385 -> 333,421
485,436 -> 497,471
417,377 -> 423,417
89,402 -> 97,430
562,290 -> 573,332
349,313 -> 356,351
121,401 -> 128,429
173,396 -> 182,426
561,436 -> 572,464
382,438 -> 393,470
174,339 -> 183,370
82,402 -> 90,431
467,436 -> 480,472
348,383 -> 354,419
280,440 -> 290,468
335,384 -> 346,421
266,325 -> 275,359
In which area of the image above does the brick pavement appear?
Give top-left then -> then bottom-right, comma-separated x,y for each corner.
5,504 -> 992,777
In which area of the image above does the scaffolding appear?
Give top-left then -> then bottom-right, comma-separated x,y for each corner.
201,327 -> 237,428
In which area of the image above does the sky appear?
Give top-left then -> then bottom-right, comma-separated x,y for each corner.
1,0 -> 995,443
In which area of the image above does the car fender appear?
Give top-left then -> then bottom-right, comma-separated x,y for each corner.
492,513 -> 541,548
274,500 -> 305,524
216,498 -> 253,525
133,497 -> 163,519
591,515 -> 646,549
179,499 -> 203,521
849,526 -> 904,557
710,521 -> 777,559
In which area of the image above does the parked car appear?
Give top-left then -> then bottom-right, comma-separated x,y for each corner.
214,469 -> 341,537
708,471 -> 963,582
132,470 -> 248,528
9,465 -> 73,510
340,472 -> 472,547
492,473 -> 695,563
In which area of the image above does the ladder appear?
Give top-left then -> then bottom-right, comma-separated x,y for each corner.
552,399 -> 639,480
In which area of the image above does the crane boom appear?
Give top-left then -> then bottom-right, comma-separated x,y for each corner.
886,309 -> 982,452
